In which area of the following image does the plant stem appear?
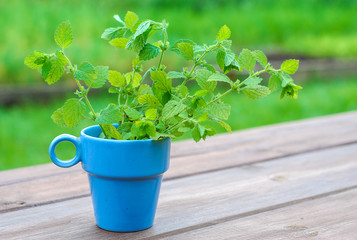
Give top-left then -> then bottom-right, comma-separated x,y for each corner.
156,28 -> 168,70
207,88 -> 234,105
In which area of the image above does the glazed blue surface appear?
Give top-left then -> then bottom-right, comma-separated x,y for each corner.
48,124 -> 171,232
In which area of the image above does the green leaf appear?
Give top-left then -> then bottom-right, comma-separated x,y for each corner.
113,14 -> 124,25
125,72 -> 142,88
177,42 -> 194,60
109,38 -> 129,48
243,85 -> 271,99
144,121 -> 156,137
73,62 -> 96,81
51,108 -> 66,127
101,27 -> 127,41
102,124 -> 123,140
196,69 -> 216,92
137,84 -> 154,95
224,51 -> 235,67
126,34 -> 147,52
218,120 -> 232,133
145,109 -> 157,120
134,20 -> 151,37
150,71 -> 171,92
96,104 -> 123,124
86,66 -> 109,88
281,72 -> 294,87
244,77 -> 263,87
194,89 -> 209,97
138,94 -> 161,108
280,82 -> 303,99
54,21 -> 72,49
169,39 -> 196,54
207,73 -> 233,86
207,103 -> 231,120
108,70 -> 125,88
44,52 -> 67,85
238,49 -> 256,72
268,73 -> 282,92
177,85 -> 189,97
125,107 -> 141,120
216,51 -> 225,71
162,100 -> 186,121
167,71 -> 186,79
217,25 -> 231,41
252,50 -> 268,68
41,60 -> 52,80
62,98 -> 86,128
25,51 -> 46,69
192,125 -> 201,142
281,59 -> 299,74
125,11 -> 139,31
139,43 -> 160,60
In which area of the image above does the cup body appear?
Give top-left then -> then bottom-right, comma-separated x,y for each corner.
49,124 -> 171,232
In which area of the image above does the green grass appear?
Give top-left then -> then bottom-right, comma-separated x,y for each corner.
1,0 -> 357,84
1,77 -> 357,171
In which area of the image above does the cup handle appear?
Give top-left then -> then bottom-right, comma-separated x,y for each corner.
48,134 -> 81,168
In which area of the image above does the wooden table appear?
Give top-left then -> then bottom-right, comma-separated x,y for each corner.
1,111 -> 357,239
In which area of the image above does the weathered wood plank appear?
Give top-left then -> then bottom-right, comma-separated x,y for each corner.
166,188 -> 357,240
0,144 -> 356,239
1,111 -> 357,212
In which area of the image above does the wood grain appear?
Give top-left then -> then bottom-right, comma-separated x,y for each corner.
0,143 -> 356,239
1,111 -> 357,213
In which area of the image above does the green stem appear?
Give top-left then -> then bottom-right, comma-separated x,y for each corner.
156,28 -> 168,70
207,88 -> 234,106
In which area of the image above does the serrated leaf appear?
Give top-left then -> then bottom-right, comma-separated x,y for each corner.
169,39 -> 196,54
194,89 -> 209,97
108,70 -> 125,88
207,103 -> 231,120
144,121 -> 156,137
54,21 -> 72,49
196,69 -> 216,92
193,45 -> 206,54
102,124 -> 123,140
218,120 -> 232,133
244,77 -> 263,87
109,38 -> 129,48
101,27 -> 127,41
41,60 -> 52,80
217,25 -> 231,41
34,56 -> 47,65
252,50 -> 268,67
145,109 -> 157,120
243,85 -> 271,99
51,108 -> 66,127
134,20 -> 151,37
238,49 -> 256,72
281,59 -> 299,74
216,51 -> 225,71
224,51 -> 235,67
138,94 -> 161,108
125,11 -> 139,31
74,62 -> 95,81
125,107 -> 141,120
208,73 -> 233,86
192,125 -> 201,142
177,85 -> 188,97
25,51 -> 46,69
221,40 -> 232,49
177,42 -> 194,60
125,72 -> 142,88
126,34 -> 147,52
62,98 -> 86,128
139,43 -> 160,60
162,100 -> 186,121
167,71 -> 186,79
150,71 -> 171,92
137,84 -> 153,95
44,53 -> 66,85
96,104 -> 123,124
281,72 -> 294,87
85,65 -> 109,88
268,73 -> 282,92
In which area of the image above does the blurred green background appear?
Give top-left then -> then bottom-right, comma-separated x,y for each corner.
1,0 -> 357,170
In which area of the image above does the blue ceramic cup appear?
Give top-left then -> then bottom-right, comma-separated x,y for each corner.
48,124 -> 171,232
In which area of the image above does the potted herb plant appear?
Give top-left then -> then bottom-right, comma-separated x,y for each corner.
25,11 -> 301,232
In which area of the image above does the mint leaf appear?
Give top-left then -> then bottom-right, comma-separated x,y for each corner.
252,50 -> 267,68
51,107 -> 66,127
238,49 -> 256,72
243,85 -> 271,99
177,85 -> 189,97
85,66 -> 108,88
150,71 -> 171,92
207,103 -> 231,120
101,27 -> 127,41
62,98 -> 86,128
162,100 -> 186,121
145,109 -> 157,120
137,84 -> 154,96
138,94 -> 161,108
167,71 -> 186,79
25,51 -> 46,69
244,77 -> 263,87
177,42 -> 194,60
125,107 -> 141,120
208,73 -> 233,86
268,73 -> 282,92
192,125 -> 201,142
125,11 -> 139,31
54,21 -> 72,49
218,120 -> 232,133
216,51 -> 225,71
109,38 -> 129,48
41,60 -> 52,80
281,72 -> 293,87
144,121 -> 156,137
125,72 -> 142,88
96,104 -> 123,124
102,124 -> 123,140
44,52 -> 67,85
134,20 -> 151,37
139,43 -> 160,60
108,70 -> 125,87
74,62 -> 96,81
281,59 -> 299,74
217,25 -> 231,41
113,14 -> 124,25
169,39 -> 196,54
126,34 -> 147,52
224,50 -> 235,66
196,69 -> 216,92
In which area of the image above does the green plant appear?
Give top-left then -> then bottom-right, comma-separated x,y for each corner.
24,11 -> 301,142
